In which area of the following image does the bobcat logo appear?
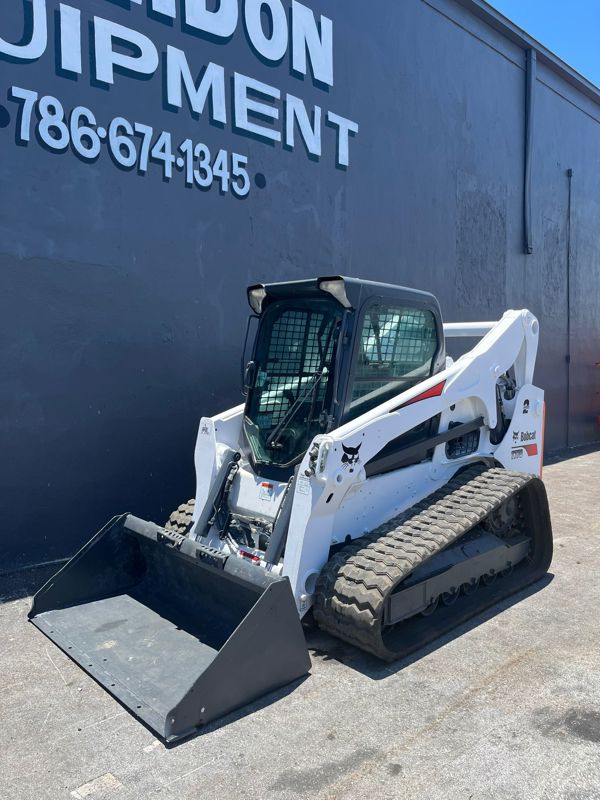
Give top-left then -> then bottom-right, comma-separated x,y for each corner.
341,443 -> 362,473
513,430 -> 519,444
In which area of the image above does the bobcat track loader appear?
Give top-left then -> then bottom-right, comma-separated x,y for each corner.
30,277 -> 553,742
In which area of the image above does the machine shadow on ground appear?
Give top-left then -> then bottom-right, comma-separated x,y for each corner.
1,564 -> 554,747
139,675 -> 312,748
161,575 -> 554,745
5,563 -> 313,749
304,574 -> 554,681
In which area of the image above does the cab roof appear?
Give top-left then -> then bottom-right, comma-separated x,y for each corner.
247,275 -> 440,315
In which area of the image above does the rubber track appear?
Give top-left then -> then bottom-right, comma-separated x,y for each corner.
313,466 -> 540,661
165,499 -> 195,535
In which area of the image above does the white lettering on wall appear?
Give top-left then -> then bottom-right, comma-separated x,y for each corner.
94,17 -> 159,85
292,1 -> 333,87
59,4 -> 81,75
167,47 -> 227,124
327,112 -> 359,167
0,1 -> 358,168
131,0 -> 177,18
185,0 -> 238,39
285,95 -> 321,158
234,73 -> 281,142
244,0 -> 288,63
0,0 -> 47,60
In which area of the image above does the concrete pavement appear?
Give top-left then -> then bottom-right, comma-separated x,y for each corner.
1,449 -> 599,800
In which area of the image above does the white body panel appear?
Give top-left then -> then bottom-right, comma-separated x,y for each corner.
192,404 -> 244,523
191,309 -> 545,617
230,465 -> 287,521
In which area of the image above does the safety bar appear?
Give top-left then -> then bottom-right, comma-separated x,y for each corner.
443,321 -> 498,338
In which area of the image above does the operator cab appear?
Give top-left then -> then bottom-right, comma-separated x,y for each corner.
242,276 -> 445,479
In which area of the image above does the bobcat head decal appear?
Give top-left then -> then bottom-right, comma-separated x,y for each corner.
341,442 -> 362,473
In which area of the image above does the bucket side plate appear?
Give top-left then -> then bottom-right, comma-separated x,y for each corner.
29,515 -> 311,742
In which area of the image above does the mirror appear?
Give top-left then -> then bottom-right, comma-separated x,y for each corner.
244,360 -> 257,393
240,315 -> 259,395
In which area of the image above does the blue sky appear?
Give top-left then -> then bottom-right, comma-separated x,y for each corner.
489,0 -> 600,86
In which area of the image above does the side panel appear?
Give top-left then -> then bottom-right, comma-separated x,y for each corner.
193,405 -> 244,522
283,457 -> 462,614
494,386 -> 544,475
283,311 -> 543,614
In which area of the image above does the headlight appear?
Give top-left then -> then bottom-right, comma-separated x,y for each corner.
318,440 -> 331,474
318,276 -> 352,309
247,284 -> 267,314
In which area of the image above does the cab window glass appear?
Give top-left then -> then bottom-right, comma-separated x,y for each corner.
347,305 -> 438,419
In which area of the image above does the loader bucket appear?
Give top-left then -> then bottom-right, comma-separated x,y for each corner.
29,515 -> 311,742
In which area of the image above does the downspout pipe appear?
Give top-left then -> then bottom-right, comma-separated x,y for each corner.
524,48 -> 536,255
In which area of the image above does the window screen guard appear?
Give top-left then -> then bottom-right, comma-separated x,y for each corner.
244,299 -> 342,468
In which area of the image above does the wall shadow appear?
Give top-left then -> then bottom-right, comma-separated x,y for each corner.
0,561 -> 68,604
545,443 -> 600,466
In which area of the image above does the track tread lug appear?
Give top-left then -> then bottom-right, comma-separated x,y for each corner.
313,467 -> 551,660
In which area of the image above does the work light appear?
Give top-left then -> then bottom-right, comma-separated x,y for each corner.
318,276 -> 352,308
247,284 -> 267,314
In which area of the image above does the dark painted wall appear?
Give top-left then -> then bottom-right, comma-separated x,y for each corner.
2,0 -> 599,571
